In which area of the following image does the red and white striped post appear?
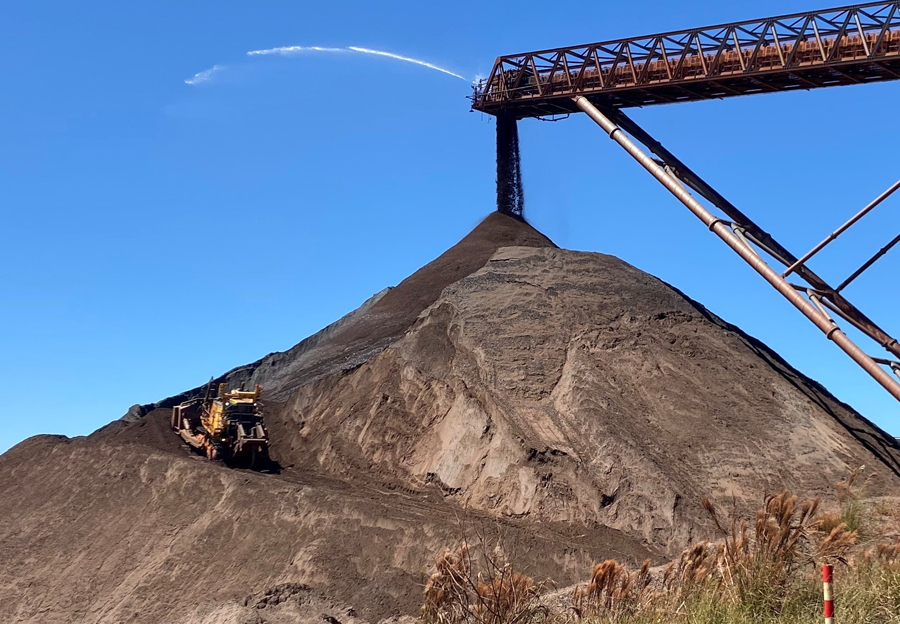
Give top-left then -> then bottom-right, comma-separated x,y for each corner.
823,564 -> 834,624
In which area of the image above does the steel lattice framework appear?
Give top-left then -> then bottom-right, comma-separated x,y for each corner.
471,1 -> 900,118
471,2 -> 900,405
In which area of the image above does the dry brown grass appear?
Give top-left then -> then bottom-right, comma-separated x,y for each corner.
572,559 -> 652,618
422,475 -> 898,624
422,531 -> 548,624
475,569 -> 539,624
862,537 -> 900,565
819,466 -> 870,536
423,545 -> 473,624
693,491 -> 855,615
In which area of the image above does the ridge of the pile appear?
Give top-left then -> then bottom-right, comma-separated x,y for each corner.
109,212 -> 557,427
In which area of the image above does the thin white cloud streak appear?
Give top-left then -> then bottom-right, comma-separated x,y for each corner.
346,46 -> 466,80
247,45 -> 347,56
246,44 -> 467,81
185,64 -> 226,85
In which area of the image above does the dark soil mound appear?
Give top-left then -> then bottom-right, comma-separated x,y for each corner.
2,213 -> 899,624
112,212 -> 555,420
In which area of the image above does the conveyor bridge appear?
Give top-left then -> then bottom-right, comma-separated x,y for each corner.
472,2 -> 900,405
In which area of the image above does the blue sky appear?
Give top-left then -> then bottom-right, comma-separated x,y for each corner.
2,0 -> 899,453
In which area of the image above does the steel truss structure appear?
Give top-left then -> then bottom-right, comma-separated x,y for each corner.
471,1 -> 900,118
572,98 -> 900,401
471,2 -> 900,402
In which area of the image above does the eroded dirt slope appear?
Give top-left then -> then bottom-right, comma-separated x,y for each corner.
275,245 -> 900,552
0,430 -> 652,624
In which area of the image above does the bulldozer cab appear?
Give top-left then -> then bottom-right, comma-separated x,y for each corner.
202,384 -> 257,432
172,381 -> 269,466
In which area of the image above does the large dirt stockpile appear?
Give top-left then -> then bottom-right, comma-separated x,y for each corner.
2,212 -> 899,624
276,243 -> 900,547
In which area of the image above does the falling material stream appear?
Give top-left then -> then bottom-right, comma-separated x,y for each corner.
496,114 -> 524,218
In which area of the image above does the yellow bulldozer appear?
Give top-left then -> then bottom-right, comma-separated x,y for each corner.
171,380 -> 269,467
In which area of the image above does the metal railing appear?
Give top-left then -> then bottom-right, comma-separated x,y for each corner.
472,1 -> 900,116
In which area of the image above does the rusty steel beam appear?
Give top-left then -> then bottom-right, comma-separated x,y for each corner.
472,2 -> 900,403
573,95 -> 900,402
472,2 -> 900,117
602,108 -> 900,361
837,231 -> 900,292
782,178 -> 900,278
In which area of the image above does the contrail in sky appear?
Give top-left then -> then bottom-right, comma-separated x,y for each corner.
185,64 -> 226,85
346,47 -> 466,80
247,45 -> 347,55
245,45 -> 468,80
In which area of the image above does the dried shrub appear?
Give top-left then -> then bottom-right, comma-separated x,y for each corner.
700,490 -> 855,614
476,569 -> 539,624
424,478 -> 896,623
423,545 -> 472,624
820,466 -> 870,536
660,541 -> 719,601
422,532 -> 547,624
862,538 -> 900,566
573,559 -> 652,617
572,489 -> 860,620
